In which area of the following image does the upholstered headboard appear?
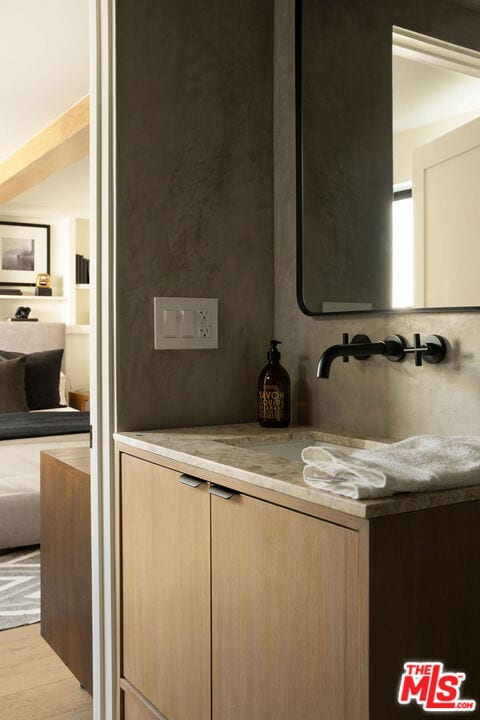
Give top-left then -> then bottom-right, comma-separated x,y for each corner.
0,322 -> 66,354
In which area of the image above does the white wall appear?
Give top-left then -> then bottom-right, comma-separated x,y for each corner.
65,327 -> 90,391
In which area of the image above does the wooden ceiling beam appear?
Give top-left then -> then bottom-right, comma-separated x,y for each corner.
0,96 -> 89,204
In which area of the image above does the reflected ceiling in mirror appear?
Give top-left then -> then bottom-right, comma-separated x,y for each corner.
297,0 -> 480,315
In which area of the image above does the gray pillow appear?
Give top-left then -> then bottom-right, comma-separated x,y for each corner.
0,357 -> 28,413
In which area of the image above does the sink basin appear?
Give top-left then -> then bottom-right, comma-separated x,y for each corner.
247,440 -> 359,463
220,431 -> 383,464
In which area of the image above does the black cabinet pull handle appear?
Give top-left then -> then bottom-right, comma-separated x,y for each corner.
209,485 -> 237,500
179,474 -> 203,488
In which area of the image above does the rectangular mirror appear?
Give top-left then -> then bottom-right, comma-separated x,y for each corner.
297,0 -> 480,315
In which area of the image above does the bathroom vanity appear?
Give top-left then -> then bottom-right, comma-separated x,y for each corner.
114,425 -> 480,720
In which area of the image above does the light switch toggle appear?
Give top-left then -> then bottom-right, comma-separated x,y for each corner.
163,309 -> 178,338
182,309 -> 195,337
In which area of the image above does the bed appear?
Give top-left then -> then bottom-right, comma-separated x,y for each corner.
0,322 -> 90,549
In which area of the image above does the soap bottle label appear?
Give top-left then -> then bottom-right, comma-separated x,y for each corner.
258,385 -> 285,420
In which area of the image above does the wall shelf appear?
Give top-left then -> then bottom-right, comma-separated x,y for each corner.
0,294 -> 67,301
66,324 -> 90,334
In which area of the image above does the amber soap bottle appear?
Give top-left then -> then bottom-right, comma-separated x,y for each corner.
258,340 -> 291,428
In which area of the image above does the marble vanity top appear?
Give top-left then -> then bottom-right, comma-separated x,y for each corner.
114,423 -> 480,519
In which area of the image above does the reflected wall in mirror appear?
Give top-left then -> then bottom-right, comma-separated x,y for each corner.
297,0 -> 480,315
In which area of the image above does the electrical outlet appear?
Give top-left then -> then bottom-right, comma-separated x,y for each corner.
198,309 -> 211,338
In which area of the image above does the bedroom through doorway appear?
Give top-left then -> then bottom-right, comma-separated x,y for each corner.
0,1 -> 94,718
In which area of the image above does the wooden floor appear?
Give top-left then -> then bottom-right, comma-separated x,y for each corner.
0,624 -> 92,720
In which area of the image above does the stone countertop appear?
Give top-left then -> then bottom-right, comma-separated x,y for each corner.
114,423 -> 480,519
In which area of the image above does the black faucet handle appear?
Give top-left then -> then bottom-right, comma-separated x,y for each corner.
350,334 -> 373,360
342,333 -> 372,361
422,335 -> 447,364
403,333 -> 424,365
384,335 -> 407,362
405,333 -> 447,366
413,333 -> 423,366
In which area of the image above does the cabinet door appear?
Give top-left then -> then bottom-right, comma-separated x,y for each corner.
123,687 -> 163,720
121,454 -> 210,720
211,492 -> 361,720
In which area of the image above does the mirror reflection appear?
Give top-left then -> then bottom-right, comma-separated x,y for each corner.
392,28 -> 480,308
298,1 -> 480,315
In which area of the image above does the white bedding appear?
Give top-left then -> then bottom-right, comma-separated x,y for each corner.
0,433 -> 90,493
0,408 -> 90,549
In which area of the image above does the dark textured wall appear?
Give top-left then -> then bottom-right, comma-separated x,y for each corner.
115,0 -> 274,430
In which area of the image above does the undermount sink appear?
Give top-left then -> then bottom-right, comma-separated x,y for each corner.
220,431 -> 383,464
246,439 -> 359,463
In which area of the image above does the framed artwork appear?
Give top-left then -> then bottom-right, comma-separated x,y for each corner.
0,222 -> 50,287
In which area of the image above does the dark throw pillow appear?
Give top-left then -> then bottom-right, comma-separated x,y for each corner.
0,356 -> 28,413
0,348 -> 64,410
24,349 -> 64,410
0,350 -> 21,362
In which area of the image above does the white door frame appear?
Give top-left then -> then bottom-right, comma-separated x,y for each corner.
89,0 -> 117,718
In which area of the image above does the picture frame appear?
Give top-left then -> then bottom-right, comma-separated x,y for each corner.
0,222 -> 50,287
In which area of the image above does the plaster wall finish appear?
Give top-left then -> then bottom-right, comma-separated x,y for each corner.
115,0 -> 273,430
274,0 -> 480,440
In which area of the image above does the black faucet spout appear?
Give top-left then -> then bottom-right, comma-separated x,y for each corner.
316,337 -> 386,379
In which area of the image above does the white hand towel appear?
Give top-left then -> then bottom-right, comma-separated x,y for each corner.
302,435 -> 480,499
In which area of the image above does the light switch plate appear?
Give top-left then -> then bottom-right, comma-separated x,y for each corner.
154,297 -> 218,349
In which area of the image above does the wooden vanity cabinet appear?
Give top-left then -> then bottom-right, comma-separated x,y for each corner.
117,448 -> 362,720
117,444 -> 480,720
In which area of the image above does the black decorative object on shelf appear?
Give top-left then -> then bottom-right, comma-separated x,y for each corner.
15,306 -> 31,319
75,253 -> 90,284
35,273 -> 52,296
11,306 -> 38,321
1,288 -> 22,296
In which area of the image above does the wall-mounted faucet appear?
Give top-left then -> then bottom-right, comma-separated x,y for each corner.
316,333 -> 446,379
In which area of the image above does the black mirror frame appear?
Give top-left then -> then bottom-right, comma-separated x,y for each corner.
294,0 -> 480,317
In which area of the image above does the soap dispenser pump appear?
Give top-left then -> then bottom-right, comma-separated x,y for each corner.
258,340 -> 291,428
